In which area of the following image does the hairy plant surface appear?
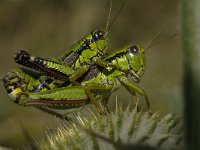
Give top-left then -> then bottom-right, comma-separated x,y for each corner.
27,100 -> 183,150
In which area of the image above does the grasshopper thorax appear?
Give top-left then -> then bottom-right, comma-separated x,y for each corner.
106,44 -> 146,83
59,29 -> 108,68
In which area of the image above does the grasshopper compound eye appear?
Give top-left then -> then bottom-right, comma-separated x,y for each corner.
13,50 -> 30,64
92,29 -> 106,40
128,45 -> 139,55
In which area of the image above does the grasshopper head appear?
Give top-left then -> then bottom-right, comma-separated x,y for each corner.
125,44 -> 146,83
90,29 -> 108,56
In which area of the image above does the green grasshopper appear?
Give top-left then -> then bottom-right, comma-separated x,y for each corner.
13,29 -> 108,83
3,1 -> 126,106
2,43 -> 149,120
2,0 -> 150,119
5,29 -> 113,118
11,0 -> 126,90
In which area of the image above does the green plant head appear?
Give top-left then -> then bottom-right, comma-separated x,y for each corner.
125,44 -> 146,83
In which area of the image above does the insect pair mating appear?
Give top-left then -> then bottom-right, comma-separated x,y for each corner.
1,1 -> 150,120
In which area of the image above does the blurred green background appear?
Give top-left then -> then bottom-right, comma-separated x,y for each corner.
0,0 -> 181,148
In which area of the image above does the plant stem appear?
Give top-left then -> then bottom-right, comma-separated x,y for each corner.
182,0 -> 200,149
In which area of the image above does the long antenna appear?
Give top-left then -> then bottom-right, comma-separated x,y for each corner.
146,33 -> 178,51
108,0 -> 128,30
105,0 -> 113,31
144,29 -> 163,50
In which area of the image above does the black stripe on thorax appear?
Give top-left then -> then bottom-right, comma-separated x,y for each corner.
63,38 -> 95,66
106,51 -> 127,62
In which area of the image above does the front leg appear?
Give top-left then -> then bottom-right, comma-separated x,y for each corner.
94,57 -> 123,71
119,76 -> 150,109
